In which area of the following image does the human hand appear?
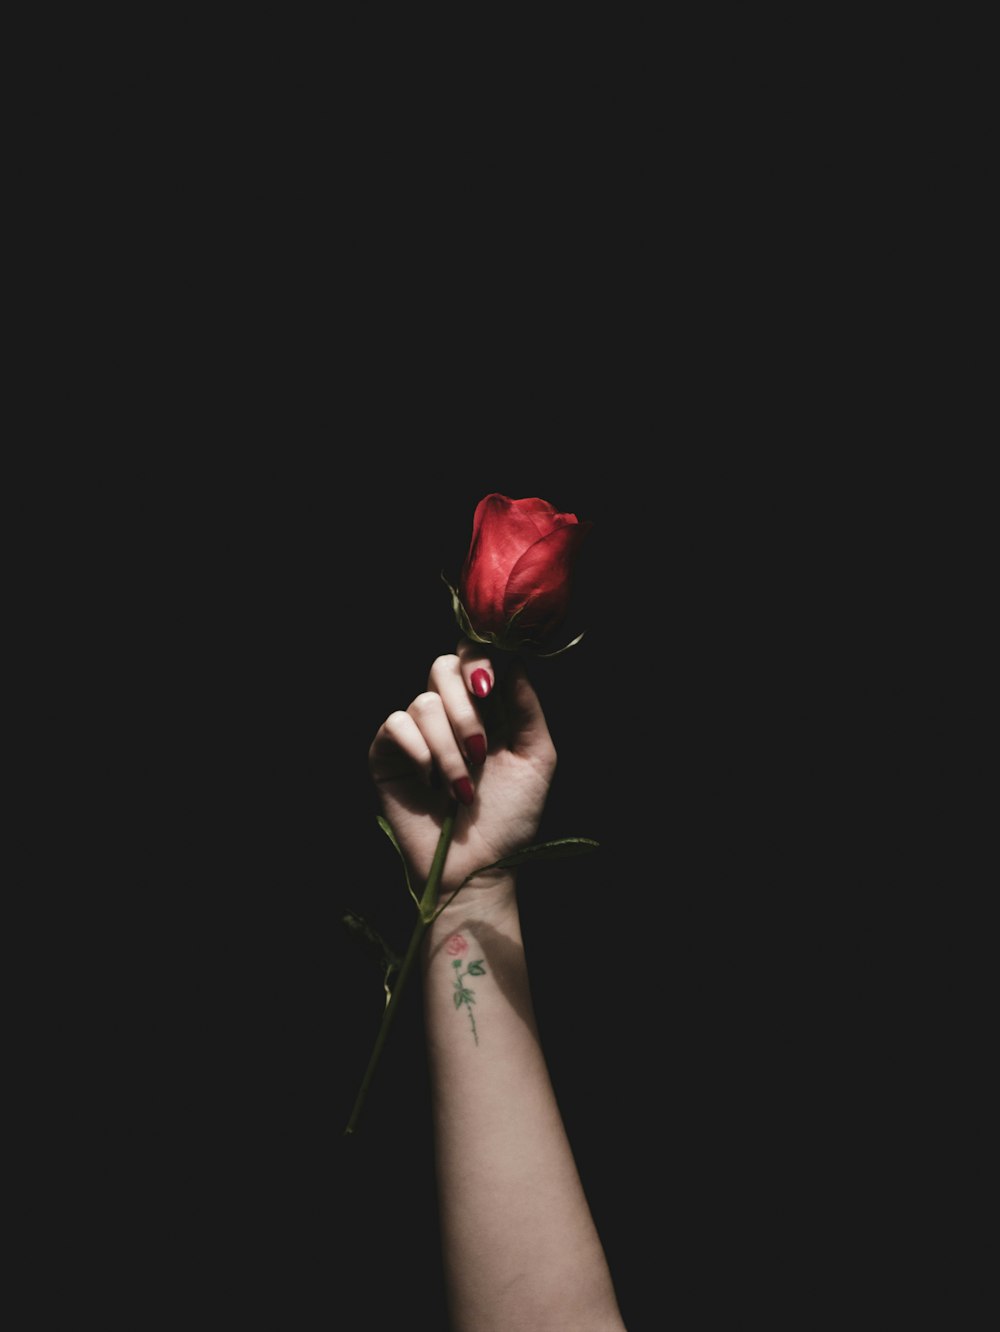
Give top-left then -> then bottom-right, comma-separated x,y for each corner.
368,640 -> 557,907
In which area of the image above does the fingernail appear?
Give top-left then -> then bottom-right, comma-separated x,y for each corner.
470,669 -> 492,698
466,734 -> 487,766
452,776 -> 475,806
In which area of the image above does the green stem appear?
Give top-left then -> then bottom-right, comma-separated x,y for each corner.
344,804 -> 457,1135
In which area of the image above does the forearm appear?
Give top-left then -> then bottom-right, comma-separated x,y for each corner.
422,878 -> 625,1332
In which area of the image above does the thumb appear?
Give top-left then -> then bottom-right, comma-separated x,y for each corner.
502,657 -> 555,761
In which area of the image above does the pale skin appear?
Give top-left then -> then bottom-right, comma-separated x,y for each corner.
369,641 -> 627,1332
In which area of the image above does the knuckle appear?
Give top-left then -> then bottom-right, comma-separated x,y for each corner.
537,740 -> 558,772
409,691 -> 440,716
428,653 -> 460,682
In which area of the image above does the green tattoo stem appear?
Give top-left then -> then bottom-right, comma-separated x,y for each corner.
344,804 -> 457,1135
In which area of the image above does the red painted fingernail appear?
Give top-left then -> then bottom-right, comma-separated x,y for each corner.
466,734 -> 487,766
470,669 -> 492,698
452,776 -> 475,806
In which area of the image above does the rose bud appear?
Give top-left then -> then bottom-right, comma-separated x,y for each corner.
447,493 -> 592,654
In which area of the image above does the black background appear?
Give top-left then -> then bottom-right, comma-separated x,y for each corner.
145,436 -> 850,1327
47,33 -> 906,1324
96,91 -> 872,1317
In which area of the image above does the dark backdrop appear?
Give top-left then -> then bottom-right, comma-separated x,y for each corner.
153,439 -> 842,1328
81,46 -> 878,1326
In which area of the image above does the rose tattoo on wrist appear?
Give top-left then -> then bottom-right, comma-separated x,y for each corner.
445,934 -> 486,1044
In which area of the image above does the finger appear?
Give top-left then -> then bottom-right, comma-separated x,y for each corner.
427,654 -> 488,768
456,638 -> 494,699
503,659 -> 556,771
408,690 -> 476,806
369,710 -> 434,785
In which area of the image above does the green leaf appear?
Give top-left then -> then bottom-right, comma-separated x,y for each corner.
461,836 -> 600,881
376,815 -> 420,909
431,836 -> 600,922
341,910 -> 401,978
467,960 -> 486,976
453,991 -> 466,1009
376,814 -> 401,854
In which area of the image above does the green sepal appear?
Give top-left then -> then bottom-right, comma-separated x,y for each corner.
441,572 -> 496,647
440,570 -> 585,658
498,603 -> 530,651
441,572 -> 544,653
536,629 -> 587,658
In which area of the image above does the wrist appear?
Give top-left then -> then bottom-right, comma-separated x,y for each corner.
424,872 -> 519,942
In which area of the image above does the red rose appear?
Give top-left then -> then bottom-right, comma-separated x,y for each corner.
454,494 -> 592,651
445,934 -> 468,957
